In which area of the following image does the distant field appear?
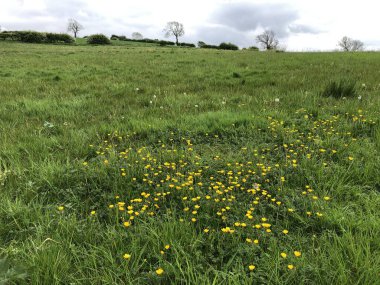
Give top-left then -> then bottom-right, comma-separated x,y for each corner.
0,41 -> 379,284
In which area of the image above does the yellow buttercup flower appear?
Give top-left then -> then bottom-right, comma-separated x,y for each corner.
248,265 -> 256,271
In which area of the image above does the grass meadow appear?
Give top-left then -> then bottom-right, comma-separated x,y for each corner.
0,41 -> 379,284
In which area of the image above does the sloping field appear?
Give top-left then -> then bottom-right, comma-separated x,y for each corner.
0,42 -> 379,284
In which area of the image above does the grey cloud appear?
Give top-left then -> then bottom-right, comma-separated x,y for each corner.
3,0 -> 95,32
188,25 -> 254,47
210,2 -> 298,37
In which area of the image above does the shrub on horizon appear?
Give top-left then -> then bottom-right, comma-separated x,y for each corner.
248,46 -> 259,51
219,42 -> 239,50
87,34 -> 111,45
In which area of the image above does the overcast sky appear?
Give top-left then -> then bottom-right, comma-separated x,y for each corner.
1,0 -> 379,51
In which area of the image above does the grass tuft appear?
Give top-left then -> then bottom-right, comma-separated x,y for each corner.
321,79 -> 357,99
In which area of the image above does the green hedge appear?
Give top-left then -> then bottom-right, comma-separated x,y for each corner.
19,31 -> 46,43
0,31 -> 74,44
200,44 -> 219,50
111,34 -> 196,47
198,42 -> 239,50
0,32 -> 19,41
45,33 -> 75,43
219,42 -> 239,50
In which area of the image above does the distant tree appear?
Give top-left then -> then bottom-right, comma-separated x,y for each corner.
197,41 -> 206,48
67,19 -> 83,38
351,40 -> 364,51
255,30 -> 279,50
338,36 -> 352,51
338,36 -> 364,51
219,42 -> 239,50
163,21 -> 184,46
132,32 -> 143,40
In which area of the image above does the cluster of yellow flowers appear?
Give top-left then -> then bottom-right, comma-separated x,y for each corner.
76,109 -> 374,275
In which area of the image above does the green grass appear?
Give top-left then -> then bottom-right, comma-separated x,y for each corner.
0,41 -> 379,284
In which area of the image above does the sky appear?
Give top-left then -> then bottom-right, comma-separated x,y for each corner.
1,0 -> 379,51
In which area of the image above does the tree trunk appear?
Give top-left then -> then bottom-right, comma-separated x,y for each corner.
74,31 -> 77,38
175,36 -> 178,46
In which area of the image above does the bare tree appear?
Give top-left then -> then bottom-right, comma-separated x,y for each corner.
67,19 -> 83,38
164,21 -> 184,45
132,32 -> 143,40
338,36 -> 352,51
351,40 -> 364,51
338,36 -> 364,51
256,30 -> 279,50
